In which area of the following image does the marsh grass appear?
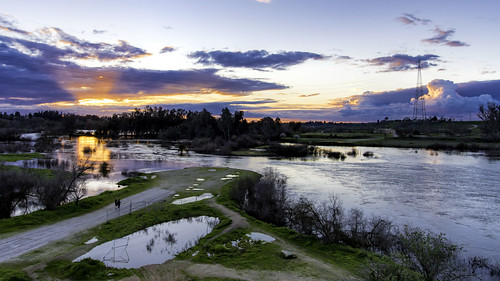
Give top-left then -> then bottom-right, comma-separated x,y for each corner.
0,153 -> 46,162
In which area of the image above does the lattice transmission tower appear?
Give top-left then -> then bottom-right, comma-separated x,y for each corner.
412,60 -> 426,120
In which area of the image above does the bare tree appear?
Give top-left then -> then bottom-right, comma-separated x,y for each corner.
346,207 -> 367,246
35,156 -> 94,210
239,168 -> 289,226
0,167 -> 35,218
309,194 -> 345,243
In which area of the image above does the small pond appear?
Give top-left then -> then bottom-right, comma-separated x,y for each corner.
74,216 -> 219,268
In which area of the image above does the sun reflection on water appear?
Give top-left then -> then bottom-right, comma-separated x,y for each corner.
76,136 -> 110,162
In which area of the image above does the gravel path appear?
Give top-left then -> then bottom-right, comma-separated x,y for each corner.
0,187 -> 173,263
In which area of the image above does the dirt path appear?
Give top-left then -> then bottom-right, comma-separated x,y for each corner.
0,187 -> 174,263
205,197 -> 249,241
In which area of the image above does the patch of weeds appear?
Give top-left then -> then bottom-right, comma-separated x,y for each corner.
44,258 -> 132,280
0,267 -> 31,281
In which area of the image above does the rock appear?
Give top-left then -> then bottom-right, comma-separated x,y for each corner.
281,250 -> 296,259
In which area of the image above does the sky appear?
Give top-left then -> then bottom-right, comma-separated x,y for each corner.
1,0 -> 499,122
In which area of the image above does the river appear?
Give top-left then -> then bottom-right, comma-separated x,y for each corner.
16,136 -> 500,260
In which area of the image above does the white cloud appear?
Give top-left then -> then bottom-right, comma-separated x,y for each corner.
256,0 -> 271,3
423,79 -> 496,116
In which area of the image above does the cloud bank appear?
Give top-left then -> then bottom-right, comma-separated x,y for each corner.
365,54 -> 439,72
189,50 -> 326,70
0,22 -> 286,110
326,79 -> 500,121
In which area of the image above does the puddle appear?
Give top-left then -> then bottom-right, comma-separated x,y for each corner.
246,232 -> 275,243
221,174 -> 239,181
171,193 -> 213,205
74,216 -> 219,268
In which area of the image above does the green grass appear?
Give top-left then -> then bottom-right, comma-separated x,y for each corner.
0,153 -> 46,162
0,174 -> 157,237
0,267 -> 31,281
43,258 -> 131,281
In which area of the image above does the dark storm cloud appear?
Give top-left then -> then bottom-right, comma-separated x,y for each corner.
397,13 -> 431,25
365,54 -> 439,72
422,27 -> 469,47
456,80 -> 500,100
189,50 -> 326,70
0,24 -> 287,108
111,68 -> 287,95
0,40 -> 75,105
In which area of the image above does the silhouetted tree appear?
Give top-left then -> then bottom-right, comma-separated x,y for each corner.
0,167 -> 34,218
478,102 -> 500,137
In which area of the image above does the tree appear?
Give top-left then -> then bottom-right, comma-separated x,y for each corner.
237,168 -> 289,226
219,107 -> 233,141
395,226 -> 464,281
478,102 -> 500,137
0,167 -> 34,218
35,157 -> 94,209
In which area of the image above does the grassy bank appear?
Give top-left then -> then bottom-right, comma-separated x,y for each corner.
0,173 -> 157,237
0,153 -> 46,162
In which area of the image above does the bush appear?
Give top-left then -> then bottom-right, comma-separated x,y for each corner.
234,168 -> 289,226
267,143 -> 314,157
0,268 -> 31,281
394,226 -> 464,281
365,258 -> 423,281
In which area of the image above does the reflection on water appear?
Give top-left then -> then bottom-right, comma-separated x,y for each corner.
30,137 -> 500,260
77,136 -> 110,162
74,216 -> 219,268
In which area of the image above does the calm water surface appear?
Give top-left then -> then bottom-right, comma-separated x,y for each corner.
74,216 -> 219,268
42,137 -> 500,260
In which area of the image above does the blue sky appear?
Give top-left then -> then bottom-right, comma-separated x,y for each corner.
1,0 -> 499,121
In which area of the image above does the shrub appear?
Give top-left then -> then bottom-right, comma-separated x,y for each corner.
394,226 -> 464,281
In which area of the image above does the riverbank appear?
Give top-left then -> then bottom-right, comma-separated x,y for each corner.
0,167 -> 367,280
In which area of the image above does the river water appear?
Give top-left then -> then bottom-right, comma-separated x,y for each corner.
17,136 -> 500,260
